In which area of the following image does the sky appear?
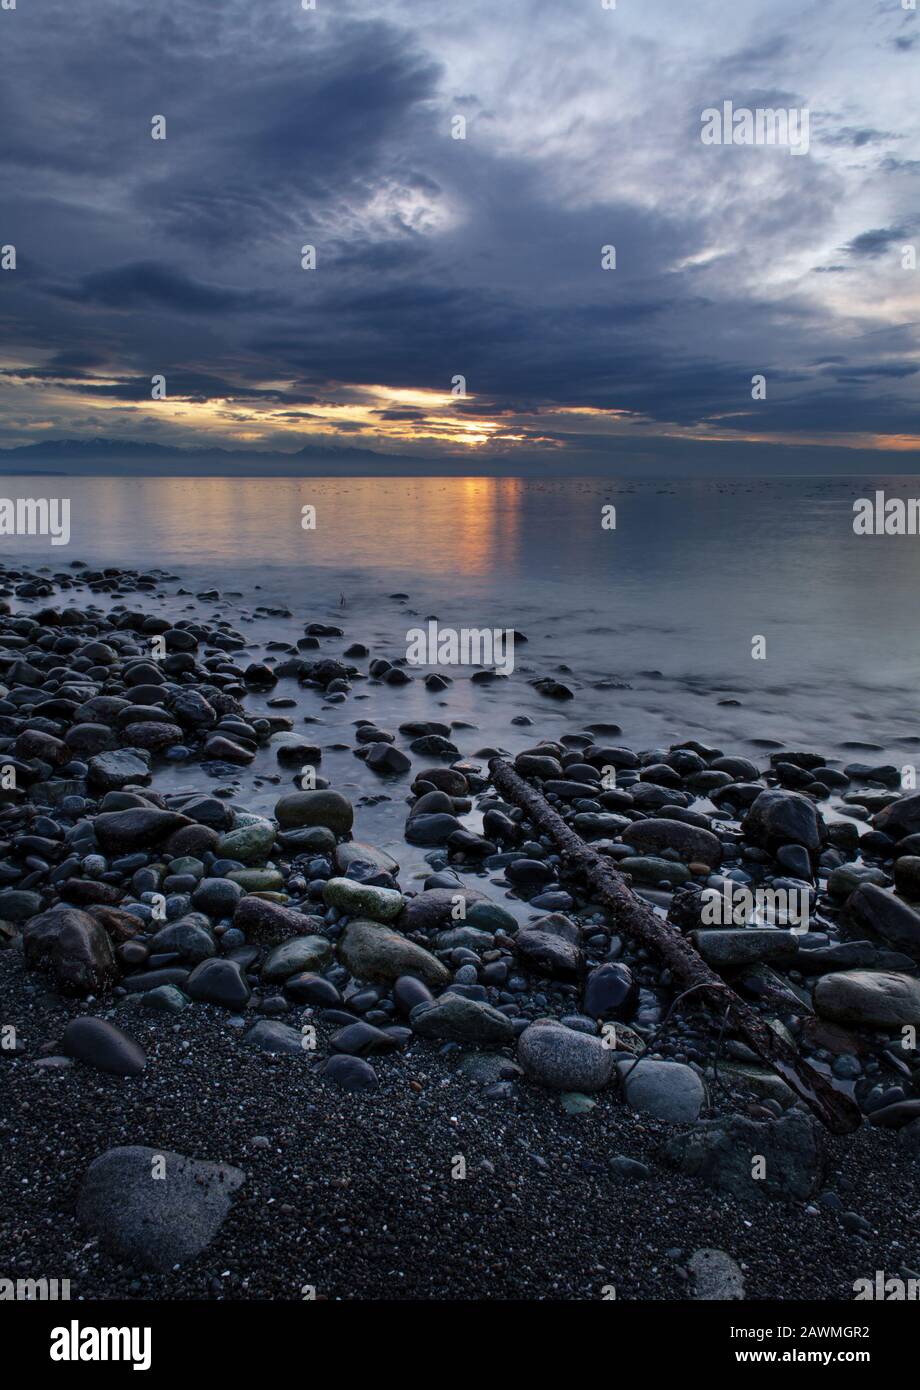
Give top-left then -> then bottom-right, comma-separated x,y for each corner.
1,0 -> 919,474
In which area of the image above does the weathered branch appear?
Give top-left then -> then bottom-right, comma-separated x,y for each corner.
489,757 -> 861,1136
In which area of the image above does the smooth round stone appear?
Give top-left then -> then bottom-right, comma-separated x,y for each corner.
393,975 -> 434,1015
61,1017 -> 146,1076
323,1054 -> 378,1092
283,972 -> 341,1006
216,822 -> 276,865
192,877 -> 244,917
517,1019 -> 617,1092
322,877 -> 404,922
226,869 -> 284,892
186,958 -> 252,1009
583,962 -> 638,1020
138,984 -> 189,1014
505,858 -> 554,886
274,790 -> 353,835
242,1019 -> 305,1056
331,1021 -> 399,1055
261,936 -> 333,982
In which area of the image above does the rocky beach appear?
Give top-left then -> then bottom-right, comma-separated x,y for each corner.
3,556 -> 920,1303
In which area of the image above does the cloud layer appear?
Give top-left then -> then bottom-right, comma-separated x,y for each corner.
1,0 -> 918,471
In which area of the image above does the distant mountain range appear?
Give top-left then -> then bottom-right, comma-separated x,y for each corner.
0,437 -> 445,476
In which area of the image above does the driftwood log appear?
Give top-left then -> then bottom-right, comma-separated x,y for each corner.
489,757 -> 861,1136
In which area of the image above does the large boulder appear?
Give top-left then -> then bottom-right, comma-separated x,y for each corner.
842,883 -> 920,959
617,1058 -> 707,1122
93,808 -> 192,854
517,1019 -> 617,1092
622,818 -> 722,867
663,1112 -> 824,1203
814,970 -> 920,1029
76,1146 -> 244,1271
23,906 -> 120,996
61,1017 -> 146,1076
742,790 -> 823,854
273,789 -> 353,835
410,993 -> 515,1045
232,896 -> 322,945
337,919 -> 449,988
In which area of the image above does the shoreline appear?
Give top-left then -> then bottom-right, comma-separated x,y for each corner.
3,558 -> 920,1301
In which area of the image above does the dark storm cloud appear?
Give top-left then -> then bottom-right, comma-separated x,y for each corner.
0,0 -> 918,467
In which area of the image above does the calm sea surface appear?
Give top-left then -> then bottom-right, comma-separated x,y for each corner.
3,472 -> 919,865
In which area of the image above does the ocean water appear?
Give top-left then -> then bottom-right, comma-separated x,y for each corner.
3,471 -> 920,867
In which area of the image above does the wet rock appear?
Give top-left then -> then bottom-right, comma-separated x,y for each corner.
274,789 -> 353,835
691,929 -> 799,969
742,790 -> 823,854
814,970 -> 920,1029
93,808 -> 192,854
337,919 -> 450,987
843,883 -> 920,959
323,877 -> 405,922
514,913 -> 584,979
216,822 -> 276,865
583,961 -> 638,1020
622,818 -> 722,867
261,935 -> 333,981
410,992 -> 516,1045
233,896 -> 320,945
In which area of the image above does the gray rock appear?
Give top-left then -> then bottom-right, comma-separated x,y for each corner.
664,1112 -> 824,1203
242,1019 -> 305,1056
94,808 -> 192,854
689,1249 -> 745,1300
61,1017 -> 146,1076
514,912 -> 584,979
742,790 -> 822,854
76,1145 -> 244,1271
691,929 -> 799,969
148,915 -> 216,964
274,789 -> 353,835
337,919 -> 449,988
814,970 -> 920,1029
410,992 -> 516,1045
261,935 -> 332,981
843,883 -> 920,959
23,905 -> 119,997
186,957 -> 252,1009
233,896 -> 322,945
617,1058 -> 707,1122
87,749 -> 152,792
517,1018 -> 617,1092
323,1054 -> 378,1092
622,817 -> 722,867
215,822 -> 276,865
322,877 -> 405,922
